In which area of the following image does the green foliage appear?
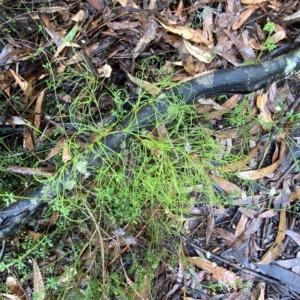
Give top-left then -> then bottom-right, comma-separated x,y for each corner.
1,45 -> 287,298
263,21 -> 275,35
224,97 -> 250,127
257,21 -> 277,61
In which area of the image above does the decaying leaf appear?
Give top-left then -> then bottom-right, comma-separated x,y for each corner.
155,19 -> 212,46
232,5 -> 257,31
257,92 -> 272,129
188,256 -> 241,289
259,204 -> 288,264
133,19 -> 158,60
32,258 -> 45,300
5,277 -> 28,300
183,39 -> 213,63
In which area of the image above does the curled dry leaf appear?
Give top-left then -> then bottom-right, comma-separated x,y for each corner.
269,31 -> 286,44
97,64 -> 112,78
259,205 -> 287,264
235,213 -> 248,238
71,10 -> 85,22
6,277 -> 28,300
9,69 -> 30,97
210,174 -> 243,196
238,142 -> 286,180
188,257 -> 241,289
155,19 -> 212,46
183,39 -> 213,63
53,42 -> 81,59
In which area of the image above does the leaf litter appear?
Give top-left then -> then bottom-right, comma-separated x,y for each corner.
1,0 -> 300,299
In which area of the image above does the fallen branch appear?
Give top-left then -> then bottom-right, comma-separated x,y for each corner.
2,46 -> 300,238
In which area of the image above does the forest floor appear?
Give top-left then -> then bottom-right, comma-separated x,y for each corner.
1,0 -> 300,299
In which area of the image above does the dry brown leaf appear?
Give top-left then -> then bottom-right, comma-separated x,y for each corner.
269,31 -> 286,44
218,146 -> 258,172
238,160 -> 279,180
71,10 -> 85,22
49,210 -> 60,226
241,0 -> 268,3
0,294 -> 22,300
213,228 -> 235,246
32,259 -> 45,300
290,188 -> 300,202
6,165 -> 53,177
87,0 -> 104,10
127,73 -> 161,95
256,93 -> 272,130
47,138 -> 65,160
238,142 -> 286,180
33,89 -> 46,139
62,141 -> 72,163
53,42 -> 81,59
188,257 -> 241,288
202,6 -> 213,43
257,210 -> 277,218
6,277 -> 28,300
235,213 -> 248,238
155,19 -> 211,46
9,69 -> 29,95
230,218 -> 262,249
97,64 -> 112,78
37,6 -> 68,13
210,174 -> 243,196
23,114 -> 34,151
232,5 -> 257,31
116,0 -> 139,8
133,19 -> 158,60
108,21 -> 140,30
259,204 -> 287,264
183,39 -> 213,63
27,230 -> 42,241
223,29 -> 256,61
